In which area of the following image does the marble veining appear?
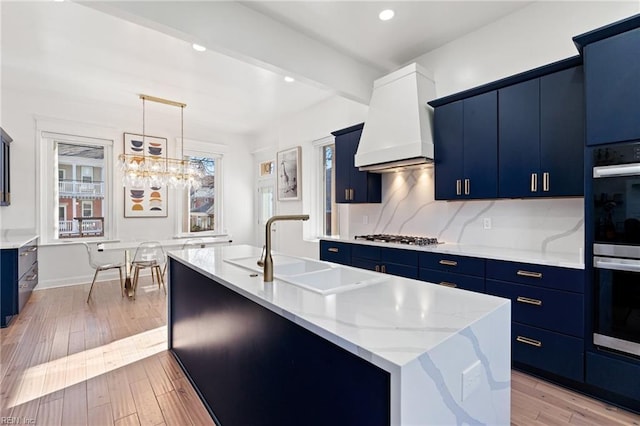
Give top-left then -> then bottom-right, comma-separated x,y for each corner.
347,169 -> 584,260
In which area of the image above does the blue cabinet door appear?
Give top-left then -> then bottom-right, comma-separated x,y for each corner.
585,28 -> 640,146
540,66 -> 585,197
333,124 -> 381,204
434,100 -> 464,200
499,79 -> 540,198
464,91 -> 498,199
334,130 -> 356,203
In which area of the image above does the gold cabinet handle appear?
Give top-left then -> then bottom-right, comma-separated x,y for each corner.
327,248 -> 339,253
439,281 -> 457,288
517,270 -> 543,279
439,259 -> 458,267
516,336 -> 542,347
456,179 -> 462,196
28,247 -> 37,252
531,173 -> 538,192
516,296 -> 542,306
349,189 -> 354,200
464,178 -> 470,195
345,189 -> 349,200
543,172 -> 549,192
25,274 -> 38,281
375,265 -> 380,272
381,265 -> 386,273
20,252 -> 30,257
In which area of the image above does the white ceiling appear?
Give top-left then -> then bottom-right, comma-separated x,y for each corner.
1,1 -> 534,137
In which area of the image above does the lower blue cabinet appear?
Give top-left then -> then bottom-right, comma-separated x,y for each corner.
512,322 -> 584,382
419,269 -> 485,293
586,351 -> 640,403
319,240 -> 351,265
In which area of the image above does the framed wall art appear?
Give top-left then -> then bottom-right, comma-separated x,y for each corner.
123,132 -> 168,217
277,146 -> 301,201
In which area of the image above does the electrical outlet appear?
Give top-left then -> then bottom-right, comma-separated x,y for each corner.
483,218 -> 492,230
461,360 -> 482,401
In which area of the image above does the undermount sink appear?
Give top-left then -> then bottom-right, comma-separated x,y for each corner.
224,255 -> 387,295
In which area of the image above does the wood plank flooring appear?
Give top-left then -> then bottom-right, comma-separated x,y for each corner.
1,278 -> 639,425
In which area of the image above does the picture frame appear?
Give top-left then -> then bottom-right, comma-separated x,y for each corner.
123,132 -> 168,217
277,146 -> 301,201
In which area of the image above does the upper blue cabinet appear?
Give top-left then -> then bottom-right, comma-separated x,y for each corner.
574,15 -> 640,146
499,66 -> 585,198
0,128 -> 12,207
433,91 -> 498,199
429,57 -> 584,200
332,123 -> 381,204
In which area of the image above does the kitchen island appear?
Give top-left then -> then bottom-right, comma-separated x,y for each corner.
167,244 -> 511,426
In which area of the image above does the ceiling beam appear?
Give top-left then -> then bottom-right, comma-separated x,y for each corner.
81,1 -> 382,104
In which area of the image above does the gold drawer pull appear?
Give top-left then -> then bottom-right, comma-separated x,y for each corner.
517,270 -> 542,279
375,265 -> 380,272
439,281 -> 457,288
26,274 -> 38,281
439,260 -> 458,267
20,252 -> 30,257
327,248 -> 339,253
516,296 -> 542,306
516,336 -> 542,347
456,179 -> 462,196
381,265 -> 386,273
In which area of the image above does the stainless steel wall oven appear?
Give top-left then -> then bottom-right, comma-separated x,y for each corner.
592,142 -> 640,357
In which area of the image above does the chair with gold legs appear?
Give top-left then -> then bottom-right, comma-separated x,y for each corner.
83,242 -> 125,303
131,241 -> 166,299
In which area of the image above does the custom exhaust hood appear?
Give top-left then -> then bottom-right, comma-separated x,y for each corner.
355,63 -> 436,173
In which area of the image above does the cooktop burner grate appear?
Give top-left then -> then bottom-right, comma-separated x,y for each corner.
354,234 -> 440,246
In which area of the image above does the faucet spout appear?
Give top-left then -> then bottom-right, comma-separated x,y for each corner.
263,214 -> 310,282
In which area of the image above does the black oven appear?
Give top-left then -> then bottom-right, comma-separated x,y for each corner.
592,142 -> 640,357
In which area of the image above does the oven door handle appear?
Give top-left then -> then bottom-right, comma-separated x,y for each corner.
593,163 -> 640,178
594,256 -> 640,272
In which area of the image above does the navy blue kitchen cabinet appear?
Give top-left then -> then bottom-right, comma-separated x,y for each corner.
1,240 -> 38,327
586,351 -> 640,408
418,252 -> 486,293
332,124 -> 381,204
0,128 -> 12,206
433,92 -> 498,200
351,244 -> 419,279
499,66 -> 584,198
319,240 -> 351,265
485,259 -> 585,382
575,22 -> 640,146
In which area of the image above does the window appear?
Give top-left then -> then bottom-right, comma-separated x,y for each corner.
39,130 -> 113,243
81,201 -> 93,218
317,140 -> 339,237
182,155 -> 222,235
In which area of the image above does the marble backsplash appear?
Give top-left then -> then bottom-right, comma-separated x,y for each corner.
345,167 -> 584,256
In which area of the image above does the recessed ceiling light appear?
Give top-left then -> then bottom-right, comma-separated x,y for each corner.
284,76 -> 295,83
192,43 -> 206,52
379,9 -> 395,21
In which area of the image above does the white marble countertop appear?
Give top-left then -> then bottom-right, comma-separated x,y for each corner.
169,244 -> 510,371
0,230 -> 39,249
324,237 -> 585,269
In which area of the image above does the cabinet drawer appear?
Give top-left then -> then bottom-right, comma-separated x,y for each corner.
586,351 -> 640,401
18,243 -> 38,279
352,257 -> 418,279
486,259 -> 584,293
352,244 -> 380,261
18,262 -> 37,312
319,241 -> 351,265
419,252 -> 484,276
351,257 -> 378,272
513,322 -> 584,382
419,269 -> 485,293
486,279 -> 583,337
380,247 -> 419,267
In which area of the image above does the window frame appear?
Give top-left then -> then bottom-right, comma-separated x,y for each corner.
37,125 -> 115,245
175,138 -> 226,238
312,135 -> 339,239
81,200 -> 93,218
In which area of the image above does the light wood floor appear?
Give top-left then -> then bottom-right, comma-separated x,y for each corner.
1,279 -> 639,426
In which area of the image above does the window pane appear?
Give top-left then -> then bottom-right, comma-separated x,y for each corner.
57,143 -> 105,239
322,144 -> 338,236
187,156 -> 216,233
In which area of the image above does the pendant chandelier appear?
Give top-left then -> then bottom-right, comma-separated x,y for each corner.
118,94 -> 204,190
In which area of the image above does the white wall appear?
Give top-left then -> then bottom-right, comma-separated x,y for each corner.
1,87 -> 253,288
251,96 -> 368,258
339,2 -> 639,257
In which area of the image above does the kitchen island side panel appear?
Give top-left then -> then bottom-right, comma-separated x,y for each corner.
168,258 -> 391,426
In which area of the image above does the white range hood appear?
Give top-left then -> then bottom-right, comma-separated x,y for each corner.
355,63 -> 436,172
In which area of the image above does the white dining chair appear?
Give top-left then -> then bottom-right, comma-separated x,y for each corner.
83,242 -> 125,302
131,241 -> 166,299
